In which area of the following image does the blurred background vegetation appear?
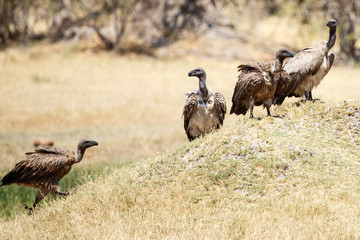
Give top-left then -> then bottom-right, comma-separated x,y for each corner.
0,0 -> 359,219
0,0 -> 359,62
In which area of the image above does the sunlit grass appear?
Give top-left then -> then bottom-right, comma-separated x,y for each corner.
0,162 -> 127,218
0,100 -> 359,239
0,42 -> 359,239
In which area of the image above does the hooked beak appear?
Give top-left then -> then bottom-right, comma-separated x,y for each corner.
288,51 -> 294,58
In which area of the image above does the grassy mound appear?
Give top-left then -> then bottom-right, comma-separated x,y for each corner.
1,100 -> 359,239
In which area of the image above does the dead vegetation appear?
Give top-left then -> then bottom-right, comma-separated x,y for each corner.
0,13 -> 359,235
0,100 -> 359,239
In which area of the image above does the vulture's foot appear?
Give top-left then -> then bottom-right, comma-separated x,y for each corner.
312,98 -> 323,103
57,191 -> 70,196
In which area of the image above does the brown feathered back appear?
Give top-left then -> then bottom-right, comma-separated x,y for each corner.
231,49 -> 294,117
237,62 -> 271,74
273,71 -> 292,105
1,140 -> 97,213
230,60 -> 274,115
1,147 -> 75,188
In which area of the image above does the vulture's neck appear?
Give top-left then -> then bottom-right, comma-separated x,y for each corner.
271,56 -> 283,76
198,75 -> 209,100
326,27 -> 336,49
74,147 -> 86,163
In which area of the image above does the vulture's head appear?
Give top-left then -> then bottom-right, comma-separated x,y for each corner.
78,139 -> 98,151
272,49 -> 294,74
326,19 -> 337,28
277,49 -> 294,62
188,67 -> 206,78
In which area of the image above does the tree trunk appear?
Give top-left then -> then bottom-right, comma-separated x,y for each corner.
0,0 -> 9,44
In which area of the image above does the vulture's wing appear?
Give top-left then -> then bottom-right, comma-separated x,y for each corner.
311,53 -> 335,89
232,70 -> 266,103
238,61 -> 270,74
1,148 -> 74,186
273,70 -> 292,105
183,92 -> 198,140
30,147 -> 65,155
230,71 -> 266,115
328,53 -> 335,68
283,41 -> 326,96
214,92 -> 226,125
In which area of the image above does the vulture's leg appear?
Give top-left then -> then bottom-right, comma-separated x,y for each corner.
304,91 -> 309,100
308,91 -> 313,101
264,101 -> 272,117
25,189 -> 49,214
309,91 -> 322,102
304,91 -> 312,101
249,101 -> 254,119
266,105 -> 271,116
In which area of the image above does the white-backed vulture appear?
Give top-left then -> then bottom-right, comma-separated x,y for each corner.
183,67 -> 226,141
230,49 -> 294,118
1,139 -> 98,214
276,19 -> 337,103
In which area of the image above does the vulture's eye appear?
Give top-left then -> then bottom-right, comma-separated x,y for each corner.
199,100 -> 204,105
208,100 -> 212,104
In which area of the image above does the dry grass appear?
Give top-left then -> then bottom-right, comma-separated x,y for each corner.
0,38 -> 359,238
0,45 -> 358,169
0,99 -> 359,239
0,42 -> 358,168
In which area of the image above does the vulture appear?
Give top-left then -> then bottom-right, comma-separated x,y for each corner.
276,19 -> 337,103
1,139 -> 98,214
183,67 -> 226,141
230,49 -> 294,118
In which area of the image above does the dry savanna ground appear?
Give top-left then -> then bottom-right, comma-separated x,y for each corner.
0,44 -> 359,170
0,42 -> 359,239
